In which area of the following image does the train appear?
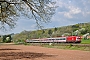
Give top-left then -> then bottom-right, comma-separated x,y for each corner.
25,36 -> 82,43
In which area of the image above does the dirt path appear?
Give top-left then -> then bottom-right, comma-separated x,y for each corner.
0,45 -> 90,60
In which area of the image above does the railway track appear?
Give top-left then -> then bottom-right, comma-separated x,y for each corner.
27,42 -> 90,47
55,43 -> 90,47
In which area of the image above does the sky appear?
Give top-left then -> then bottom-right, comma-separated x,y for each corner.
0,0 -> 90,35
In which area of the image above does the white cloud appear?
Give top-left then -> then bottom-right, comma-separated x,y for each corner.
64,6 -> 81,18
30,24 -> 36,29
82,11 -> 90,17
87,12 -> 90,14
64,12 -> 73,18
69,6 -> 81,14
56,0 -> 82,19
57,2 -> 64,7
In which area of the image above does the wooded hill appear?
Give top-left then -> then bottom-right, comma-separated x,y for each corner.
12,22 -> 90,41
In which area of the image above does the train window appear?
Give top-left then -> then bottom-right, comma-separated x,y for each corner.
77,38 -> 81,39
48,38 -> 66,40
56,38 -> 60,40
57,38 -> 66,40
49,39 -> 52,40
62,38 -> 66,40
52,39 -> 55,40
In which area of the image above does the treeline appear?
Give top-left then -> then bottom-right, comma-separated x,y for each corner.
12,22 -> 90,41
0,33 -> 14,43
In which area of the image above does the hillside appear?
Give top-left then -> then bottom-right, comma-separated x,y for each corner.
12,22 -> 90,41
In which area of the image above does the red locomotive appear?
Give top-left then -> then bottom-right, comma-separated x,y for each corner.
66,36 -> 81,43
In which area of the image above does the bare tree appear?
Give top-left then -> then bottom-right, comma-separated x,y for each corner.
0,0 -> 56,30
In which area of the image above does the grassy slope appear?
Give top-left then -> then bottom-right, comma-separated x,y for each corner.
81,39 -> 90,44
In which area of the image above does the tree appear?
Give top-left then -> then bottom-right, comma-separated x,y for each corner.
48,29 -> 52,37
3,35 -> 11,43
0,0 -> 56,30
54,27 -> 57,32
42,29 -> 45,34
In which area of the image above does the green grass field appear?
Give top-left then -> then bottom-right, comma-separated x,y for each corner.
81,39 -> 90,44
